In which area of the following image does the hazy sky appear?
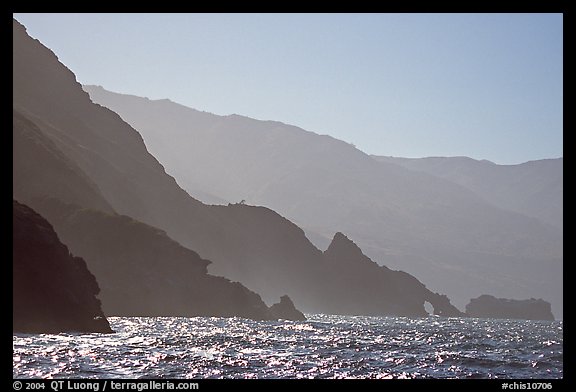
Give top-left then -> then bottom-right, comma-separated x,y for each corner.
14,13 -> 562,164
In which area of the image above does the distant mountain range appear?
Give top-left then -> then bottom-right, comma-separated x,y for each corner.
373,155 -> 562,230
13,18 -> 462,320
84,86 -> 563,318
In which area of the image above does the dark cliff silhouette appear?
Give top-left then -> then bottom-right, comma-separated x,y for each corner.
13,200 -> 113,333
320,233 -> 464,317
465,295 -> 554,321
11,20 -> 293,321
84,84 -> 562,319
13,18 -> 460,319
31,197 -> 279,320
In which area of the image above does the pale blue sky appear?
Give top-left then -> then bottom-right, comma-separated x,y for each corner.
14,13 -> 563,164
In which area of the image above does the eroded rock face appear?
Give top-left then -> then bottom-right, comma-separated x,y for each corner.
270,295 -> 306,321
425,292 -> 466,317
465,295 -> 554,321
13,200 -> 113,333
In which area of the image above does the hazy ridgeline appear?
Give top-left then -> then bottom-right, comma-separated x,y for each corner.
85,85 -> 562,318
12,16 -> 563,380
13,19 -> 463,321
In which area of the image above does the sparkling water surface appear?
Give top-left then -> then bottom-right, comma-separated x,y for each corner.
13,315 -> 562,379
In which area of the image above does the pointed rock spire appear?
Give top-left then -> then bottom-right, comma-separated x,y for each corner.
325,232 -> 365,259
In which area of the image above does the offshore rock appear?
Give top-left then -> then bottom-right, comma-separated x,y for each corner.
466,295 -> 554,321
270,295 -> 306,321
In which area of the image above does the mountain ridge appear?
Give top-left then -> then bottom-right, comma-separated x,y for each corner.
84,84 -> 562,317
373,155 -> 563,230
14,18 -> 463,319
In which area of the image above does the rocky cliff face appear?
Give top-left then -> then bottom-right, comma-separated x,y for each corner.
31,198 -> 275,320
13,200 -> 113,333
465,295 -> 554,321
83,83 -> 562,319
13,18 -> 459,319
13,108 -> 114,214
320,233 -> 464,317
12,20 -> 293,321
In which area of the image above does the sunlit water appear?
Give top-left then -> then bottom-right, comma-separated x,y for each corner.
13,315 -> 562,379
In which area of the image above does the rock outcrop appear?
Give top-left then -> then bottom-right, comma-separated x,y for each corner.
319,232 -> 465,317
270,295 -> 306,321
424,292 -> 465,317
13,200 -> 113,333
465,295 -> 554,321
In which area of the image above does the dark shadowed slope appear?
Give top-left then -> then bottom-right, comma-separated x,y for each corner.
13,19 -> 461,318
30,198 -> 275,320
84,85 -> 563,318
13,107 -> 276,321
12,20 -> 283,321
13,200 -> 112,333
373,156 -> 563,230
14,20 -> 206,231
13,109 -> 114,214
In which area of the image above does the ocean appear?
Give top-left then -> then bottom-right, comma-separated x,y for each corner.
13,315 -> 562,379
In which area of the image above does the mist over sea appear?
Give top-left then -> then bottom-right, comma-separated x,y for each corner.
13,315 -> 562,379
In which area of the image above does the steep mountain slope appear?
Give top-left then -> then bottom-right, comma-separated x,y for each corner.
13,200 -> 112,333
13,108 -> 277,321
12,20 -> 286,321
30,198 -> 275,319
13,108 -> 114,214
13,18 -> 460,318
373,156 -> 562,230
84,85 -> 563,317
